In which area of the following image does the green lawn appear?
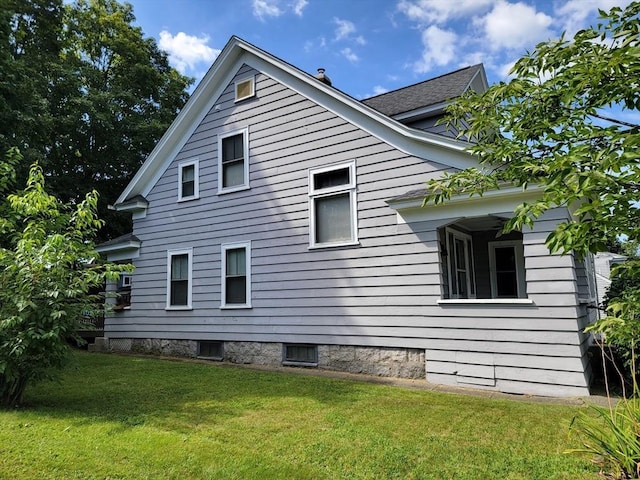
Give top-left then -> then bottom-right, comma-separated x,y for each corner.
0,350 -> 599,479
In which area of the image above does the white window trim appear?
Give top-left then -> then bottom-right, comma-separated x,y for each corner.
308,160 -> 358,249
488,240 -> 526,299
437,298 -> 535,306
177,159 -> 199,202
166,248 -> 193,310
121,274 -> 132,288
217,127 -> 250,194
220,241 -> 252,309
445,227 -> 476,299
581,252 -> 598,304
234,75 -> 255,102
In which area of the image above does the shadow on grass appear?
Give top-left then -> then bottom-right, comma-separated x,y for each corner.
21,350 -> 372,432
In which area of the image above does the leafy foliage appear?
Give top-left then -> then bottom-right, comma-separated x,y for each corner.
568,401 -> 640,479
1,0 -> 192,241
0,149 -> 129,408
426,2 -> 640,259
422,3 -> 640,477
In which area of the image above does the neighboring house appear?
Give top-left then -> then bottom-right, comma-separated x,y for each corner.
96,36 -> 599,397
594,252 -> 627,311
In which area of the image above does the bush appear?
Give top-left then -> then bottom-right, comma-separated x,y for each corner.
0,149 -> 130,408
602,261 -> 640,391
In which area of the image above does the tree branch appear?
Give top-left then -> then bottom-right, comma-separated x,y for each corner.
591,112 -> 640,129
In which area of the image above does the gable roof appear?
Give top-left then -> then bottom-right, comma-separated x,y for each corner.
115,36 -> 480,206
361,65 -> 486,118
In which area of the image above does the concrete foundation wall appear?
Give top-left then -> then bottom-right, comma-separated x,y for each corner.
106,338 -> 426,380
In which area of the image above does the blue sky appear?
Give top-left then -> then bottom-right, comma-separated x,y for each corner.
127,0 -> 633,99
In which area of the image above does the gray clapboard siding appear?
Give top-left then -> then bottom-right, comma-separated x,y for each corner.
111,64 -> 594,397
426,350 -> 587,371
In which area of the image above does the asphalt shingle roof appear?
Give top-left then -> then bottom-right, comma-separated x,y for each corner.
361,64 -> 483,117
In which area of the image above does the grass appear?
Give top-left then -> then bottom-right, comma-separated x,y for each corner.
0,350 -> 599,480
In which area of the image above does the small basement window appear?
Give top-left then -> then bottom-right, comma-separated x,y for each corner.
235,76 -> 255,102
198,341 -> 223,360
283,344 -> 318,366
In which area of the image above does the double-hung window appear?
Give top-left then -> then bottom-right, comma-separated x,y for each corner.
221,241 -> 251,308
445,227 -> 476,299
178,160 -> 199,201
488,241 -> 526,298
309,160 -> 357,248
166,248 -> 192,309
218,128 -> 249,193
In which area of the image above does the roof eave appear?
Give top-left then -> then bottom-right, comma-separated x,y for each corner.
387,185 -> 544,211
115,37 -> 245,205
95,240 -> 141,254
115,36 -> 479,203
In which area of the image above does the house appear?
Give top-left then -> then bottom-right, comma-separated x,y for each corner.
594,252 -> 627,310
96,36 -> 599,397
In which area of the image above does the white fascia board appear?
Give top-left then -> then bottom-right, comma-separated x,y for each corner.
103,249 -> 140,262
246,52 -> 477,171
465,66 -> 489,93
115,40 -> 244,205
116,36 -> 478,205
392,101 -> 449,122
96,241 -> 141,262
95,240 -> 141,254
111,198 -> 147,212
390,186 -> 544,224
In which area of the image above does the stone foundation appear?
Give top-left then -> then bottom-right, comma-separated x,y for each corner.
131,338 -> 197,357
318,345 -> 425,378
223,341 -> 282,365
104,338 -> 426,380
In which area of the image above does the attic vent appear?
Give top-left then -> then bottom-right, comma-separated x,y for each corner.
235,76 -> 255,102
315,68 -> 332,86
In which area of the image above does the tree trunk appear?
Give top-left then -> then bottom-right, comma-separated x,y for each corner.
0,375 -> 28,408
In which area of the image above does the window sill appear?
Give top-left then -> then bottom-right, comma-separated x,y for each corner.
197,355 -> 223,361
309,240 -> 360,250
220,304 -> 252,310
177,196 -> 199,203
235,94 -> 255,103
282,361 -> 318,368
218,185 -> 250,195
165,306 -> 193,311
437,298 -> 535,306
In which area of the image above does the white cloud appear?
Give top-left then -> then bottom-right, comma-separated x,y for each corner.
292,0 -> 308,16
413,25 -> 457,73
341,47 -> 359,63
498,59 -> 517,79
303,36 -> 327,53
372,85 -> 389,95
476,1 -> 553,51
334,18 -> 356,41
459,51 -> 487,68
158,31 -> 220,73
555,0 -> 635,35
397,0 -> 493,24
252,0 -> 283,19
355,35 -> 366,46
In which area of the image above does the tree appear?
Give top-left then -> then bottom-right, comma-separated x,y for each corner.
0,148 -> 129,408
427,3 -> 640,257
1,0 -> 192,241
0,0 -> 63,175
423,3 -> 640,476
